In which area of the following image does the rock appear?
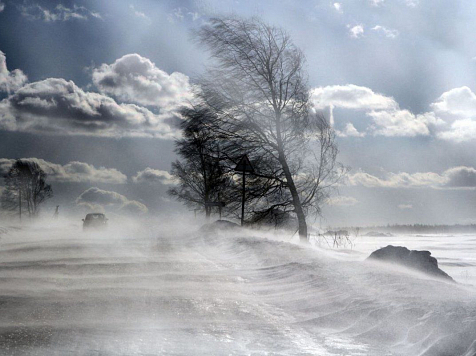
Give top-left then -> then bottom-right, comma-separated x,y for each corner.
367,245 -> 454,281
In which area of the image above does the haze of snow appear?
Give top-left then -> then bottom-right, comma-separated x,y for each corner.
0,216 -> 475,355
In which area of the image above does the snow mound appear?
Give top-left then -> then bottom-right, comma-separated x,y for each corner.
364,231 -> 394,237
367,245 -> 454,281
199,220 -> 241,233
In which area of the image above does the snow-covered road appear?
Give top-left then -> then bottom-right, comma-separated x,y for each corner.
0,222 -> 475,355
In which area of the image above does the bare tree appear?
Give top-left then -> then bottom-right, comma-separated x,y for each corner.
197,17 -> 345,242
1,159 -> 53,219
168,105 -> 234,218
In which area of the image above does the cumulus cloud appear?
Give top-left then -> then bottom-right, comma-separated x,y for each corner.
443,166 -> 476,188
430,87 -> 476,142
0,158 -> 127,184
348,25 -> 364,38
369,0 -> 385,6
398,204 -> 413,210
311,84 -> 444,137
76,187 -> 148,214
431,86 -> 476,117
337,123 -> 365,137
367,110 -> 440,137
92,54 -> 193,110
311,84 -> 397,111
0,2 -> 5,12
19,3 -> 101,22
0,78 -> 179,139
348,166 -> 476,189
371,25 -> 399,39
333,3 -> 343,13
326,196 -> 358,206
0,51 -> 28,93
437,119 -> 476,143
132,168 -> 177,185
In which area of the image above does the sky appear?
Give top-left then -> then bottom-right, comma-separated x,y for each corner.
1,0 -> 476,227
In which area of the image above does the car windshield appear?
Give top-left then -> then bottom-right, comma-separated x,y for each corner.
85,214 -> 105,220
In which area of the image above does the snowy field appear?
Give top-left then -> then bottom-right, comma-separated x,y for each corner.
0,219 -> 475,355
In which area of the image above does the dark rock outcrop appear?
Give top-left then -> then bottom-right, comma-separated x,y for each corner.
367,245 -> 454,281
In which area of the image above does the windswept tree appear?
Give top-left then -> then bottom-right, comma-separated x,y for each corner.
197,17 -> 345,241
168,105 -> 234,218
1,159 -> 53,219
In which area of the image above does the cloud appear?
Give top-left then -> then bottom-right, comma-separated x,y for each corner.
398,204 -> 413,210
129,5 -> 150,21
367,110 -> 439,137
348,25 -> 364,38
443,166 -> 476,188
18,3 -> 101,22
311,84 -> 398,111
348,166 -> 476,189
167,7 -> 200,24
120,200 -> 149,214
405,0 -> 419,7
311,84 -> 443,137
337,123 -> 365,137
76,187 -> 148,214
369,0 -> 385,6
92,54 -> 193,110
0,78 -> 179,139
0,158 -> 127,184
0,51 -> 28,94
333,3 -> 343,13
437,119 -> 476,143
371,25 -> 399,39
326,196 -> 358,206
431,86 -> 476,117
430,87 -> 476,142
132,168 -> 177,185
0,2 -> 5,12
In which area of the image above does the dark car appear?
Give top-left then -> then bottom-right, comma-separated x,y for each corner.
82,213 -> 108,230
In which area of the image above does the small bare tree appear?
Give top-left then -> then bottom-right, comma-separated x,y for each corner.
197,17 -> 345,241
1,159 -> 53,219
168,105 -> 233,218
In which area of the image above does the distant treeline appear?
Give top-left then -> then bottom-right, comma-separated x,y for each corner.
343,224 -> 476,234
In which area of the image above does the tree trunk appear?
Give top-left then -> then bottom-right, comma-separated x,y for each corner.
275,112 -> 308,243
277,149 -> 308,243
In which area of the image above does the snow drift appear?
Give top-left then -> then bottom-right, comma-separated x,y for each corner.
0,219 -> 474,355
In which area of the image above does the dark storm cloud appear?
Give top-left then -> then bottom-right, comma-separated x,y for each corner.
0,78 -> 179,138
0,51 -> 27,93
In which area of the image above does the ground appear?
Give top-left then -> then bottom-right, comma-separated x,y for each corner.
0,220 -> 475,355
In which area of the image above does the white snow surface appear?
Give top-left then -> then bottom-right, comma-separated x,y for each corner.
0,219 -> 475,355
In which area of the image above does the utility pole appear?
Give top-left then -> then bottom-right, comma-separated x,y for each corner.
241,170 -> 246,226
18,189 -> 21,223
